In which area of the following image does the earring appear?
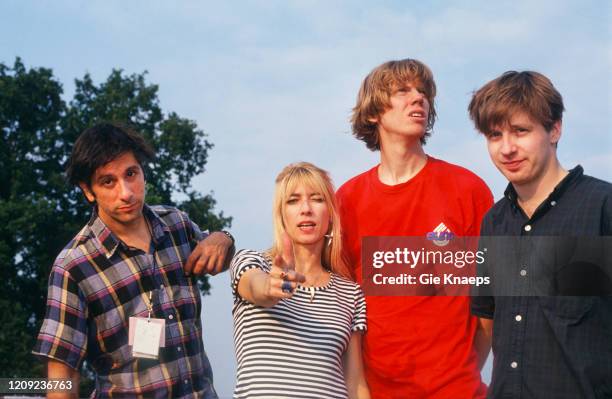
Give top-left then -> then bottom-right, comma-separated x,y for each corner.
324,231 -> 333,246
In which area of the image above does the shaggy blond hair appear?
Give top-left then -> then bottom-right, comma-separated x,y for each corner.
351,58 -> 437,150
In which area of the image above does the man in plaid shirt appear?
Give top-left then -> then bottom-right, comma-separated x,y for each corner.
33,123 -> 235,398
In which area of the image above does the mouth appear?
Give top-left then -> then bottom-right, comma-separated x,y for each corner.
297,222 -> 316,232
408,111 -> 426,121
118,203 -> 139,212
501,160 -> 524,171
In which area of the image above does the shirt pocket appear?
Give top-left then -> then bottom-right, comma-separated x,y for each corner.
538,297 -> 595,322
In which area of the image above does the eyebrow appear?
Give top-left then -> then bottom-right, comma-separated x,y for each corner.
95,173 -> 115,183
288,192 -> 322,197
396,80 -> 424,89
509,123 -> 532,130
95,164 -> 140,182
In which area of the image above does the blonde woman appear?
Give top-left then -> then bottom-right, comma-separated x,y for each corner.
230,162 -> 370,399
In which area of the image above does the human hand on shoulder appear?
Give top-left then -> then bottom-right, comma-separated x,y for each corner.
184,231 -> 235,276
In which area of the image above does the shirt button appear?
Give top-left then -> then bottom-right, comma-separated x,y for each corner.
515,315 -> 522,321
168,314 -> 174,320
524,225 -> 532,232
177,347 -> 182,352
160,284 -> 164,289
511,361 -> 518,369
184,379 -> 189,384
520,269 -> 527,277
550,200 -> 557,206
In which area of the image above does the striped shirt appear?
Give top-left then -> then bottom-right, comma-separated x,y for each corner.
33,205 -> 218,398
230,249 -> 367,399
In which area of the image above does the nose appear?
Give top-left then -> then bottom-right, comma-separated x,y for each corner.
118,179 -> 134,202
299,200 -> 313,215
500,133 -> 517,156
411,91 -> 425,104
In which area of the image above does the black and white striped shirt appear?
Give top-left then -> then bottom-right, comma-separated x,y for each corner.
230,249 -> 367,399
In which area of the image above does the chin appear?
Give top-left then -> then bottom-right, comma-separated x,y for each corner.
495,165 -> 522,183
294,237 -> 325,246
506,173 -> 534,187
116,212 -> 142,224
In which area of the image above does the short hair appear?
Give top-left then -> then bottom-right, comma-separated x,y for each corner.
351,59 -> 437,150
66,122 -> 155,187
269,162 -> 351,279
468,71 -> 564,135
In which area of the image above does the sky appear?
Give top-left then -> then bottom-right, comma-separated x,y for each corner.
2,1 -> 610,397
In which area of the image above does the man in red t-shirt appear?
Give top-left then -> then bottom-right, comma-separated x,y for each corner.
337,59 -> 493,398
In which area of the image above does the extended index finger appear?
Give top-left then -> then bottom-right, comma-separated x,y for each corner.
281,231 -> 295,269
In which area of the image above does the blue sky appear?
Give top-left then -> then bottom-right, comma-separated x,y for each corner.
2,1 -> 610,396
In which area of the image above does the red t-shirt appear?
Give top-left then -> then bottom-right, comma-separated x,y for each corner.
337,156 -> 493,399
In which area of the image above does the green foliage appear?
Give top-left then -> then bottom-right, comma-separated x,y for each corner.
0,58 -> 231,392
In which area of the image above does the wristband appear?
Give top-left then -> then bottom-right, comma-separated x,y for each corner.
221,230 -> 235,246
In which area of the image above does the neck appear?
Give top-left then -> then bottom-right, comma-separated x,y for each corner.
378,138 -> 427,185
99,210 -> 150,251
292,241 -> 327,284
515,159 -> 567,218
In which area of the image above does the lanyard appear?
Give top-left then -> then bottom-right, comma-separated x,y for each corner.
144,219 -> 156,321
145,290 -> 154,321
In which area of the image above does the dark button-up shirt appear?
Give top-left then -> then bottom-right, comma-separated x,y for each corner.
472,166 -> 612,399
33,205 -> 218,398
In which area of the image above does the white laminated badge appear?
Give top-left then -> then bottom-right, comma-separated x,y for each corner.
129,317 -> 166,359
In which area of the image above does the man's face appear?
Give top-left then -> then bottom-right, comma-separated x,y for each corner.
373,80 -> 429,141
80,151 -> 146,231
486,111 -> 561,188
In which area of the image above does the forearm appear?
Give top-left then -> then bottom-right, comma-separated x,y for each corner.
344,333 -> 371,399
212,231 -> 236,272
347,377 -> 371,399
237,269 -> 281,308
247,271 -> 281,308
46,360 -> 79,399
474,317 -> 493,370
222,242 -> 236,272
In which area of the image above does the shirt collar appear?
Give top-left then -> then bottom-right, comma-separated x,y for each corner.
87,204 -> 170,258
503,165 -> 584,208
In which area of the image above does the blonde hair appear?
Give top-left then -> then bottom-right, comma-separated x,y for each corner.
351,58 -> 437,150
269,162 -> 351,279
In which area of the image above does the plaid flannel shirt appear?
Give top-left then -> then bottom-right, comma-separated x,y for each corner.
33,205 -> 218,398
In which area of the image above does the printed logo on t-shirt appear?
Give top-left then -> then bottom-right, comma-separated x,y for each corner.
426,222 -> 454,246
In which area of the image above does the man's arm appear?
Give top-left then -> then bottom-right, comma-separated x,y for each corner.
473,317 -> 493,370
46,360 -> 79,399
33,263 -> 88,399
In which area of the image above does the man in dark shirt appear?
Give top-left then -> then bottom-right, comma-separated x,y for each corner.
468,71 -> 612,398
